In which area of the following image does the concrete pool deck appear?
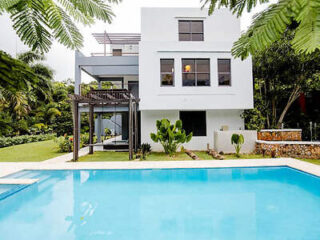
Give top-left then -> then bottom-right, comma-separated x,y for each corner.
0,158 -> 320,184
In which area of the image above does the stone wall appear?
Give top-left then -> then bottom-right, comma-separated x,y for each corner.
256,141 -> 320,159
257,129 -> 302,141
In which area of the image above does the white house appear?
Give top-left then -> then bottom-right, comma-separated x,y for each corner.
74,7 -> 253,151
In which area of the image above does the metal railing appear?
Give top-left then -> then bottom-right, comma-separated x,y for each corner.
90,52 -> 139,57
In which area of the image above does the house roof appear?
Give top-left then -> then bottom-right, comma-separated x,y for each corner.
92,32 -> 141,45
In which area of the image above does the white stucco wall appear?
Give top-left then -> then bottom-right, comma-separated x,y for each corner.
214,130 -> 257,154
141,110 -> 244,151
139,7 -> 253,111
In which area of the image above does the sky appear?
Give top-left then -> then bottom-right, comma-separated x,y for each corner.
0,0 -> 275,83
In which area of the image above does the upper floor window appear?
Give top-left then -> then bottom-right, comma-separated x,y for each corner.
218,59 -> 231,86
160,59 -> 174,86
113,49 -> 122,56
182,59 -> 210,86
178,20 -> 204,41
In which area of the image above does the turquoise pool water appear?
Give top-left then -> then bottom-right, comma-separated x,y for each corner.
0,167 -> 320,240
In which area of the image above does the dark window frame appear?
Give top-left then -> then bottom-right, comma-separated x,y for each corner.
179,111 -> 207,136
112,49 -> 122,56
160,59 -> 175,87
182,58 -> 210,87
218,58 -> 232,86
178,20 -> 204,41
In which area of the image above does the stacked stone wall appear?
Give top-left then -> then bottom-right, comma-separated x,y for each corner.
257,130 -> 302,141
256,142 -> 320,159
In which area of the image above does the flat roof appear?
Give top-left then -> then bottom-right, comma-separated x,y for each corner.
92,32 -> 141,45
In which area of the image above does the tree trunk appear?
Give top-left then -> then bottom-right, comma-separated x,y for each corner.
277,86 -> 301,128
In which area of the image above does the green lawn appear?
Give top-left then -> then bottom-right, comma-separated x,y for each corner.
194,151 -> 268,160
79,151 -> 268,162
298,158 -> 320,165
0,140 -> 64,162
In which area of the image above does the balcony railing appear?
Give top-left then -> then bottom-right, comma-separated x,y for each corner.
90,52 -> 139,57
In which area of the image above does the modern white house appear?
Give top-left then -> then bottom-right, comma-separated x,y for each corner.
74,7 -> 253,151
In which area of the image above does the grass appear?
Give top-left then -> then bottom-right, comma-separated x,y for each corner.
0,140 -> 64,162
78,151 -> 268,162
298,158 -> 320,165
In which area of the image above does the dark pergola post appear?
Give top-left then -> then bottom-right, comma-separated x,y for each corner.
89,104 -> 94,154
73,100 -> 79,161
70,90 -> 139,161
128,96 -> 133,160
134,102 -> 138,153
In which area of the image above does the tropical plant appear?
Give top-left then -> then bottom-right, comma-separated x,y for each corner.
0,0 -> 120,52
231,133 -> 244,158
252,30 -> 320,128
150,119 -> 192,156
55,134 -> 73,152
202,0 -> 320,58
0,50 -> 38,93
140,143 -> 151,160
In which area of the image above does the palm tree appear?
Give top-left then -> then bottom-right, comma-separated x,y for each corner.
17,51 -> 54,101
0,0 -> 120,52
202,0 -> 320,58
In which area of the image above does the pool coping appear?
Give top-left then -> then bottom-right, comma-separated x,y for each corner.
0,158 -> 320,179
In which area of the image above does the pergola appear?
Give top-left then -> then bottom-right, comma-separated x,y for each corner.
70,89 -> 140,161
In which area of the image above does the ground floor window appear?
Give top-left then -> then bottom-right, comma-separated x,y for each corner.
179,111 -> 206,136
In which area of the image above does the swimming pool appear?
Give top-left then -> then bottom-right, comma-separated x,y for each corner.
0,167 -> 320,240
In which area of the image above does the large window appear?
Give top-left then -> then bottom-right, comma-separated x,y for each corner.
160,59 -> 174,86
180,111 -> 206,136
178,20 -> 204,41
218,59 -> 231,86
182,59 -> 210,86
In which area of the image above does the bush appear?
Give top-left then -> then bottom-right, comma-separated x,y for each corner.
80,133 -> 97,146
54,135 -> 73,152
150,119 -> 192,156
140,143 -> 151,160
0,134 -> 55,148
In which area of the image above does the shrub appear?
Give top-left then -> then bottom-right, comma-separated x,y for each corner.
0,134 -> 55,148
80,133 -> 97,146
231,133 -> 244,158
150,119 -> 192,156
140,143 -> 151,160
54,134 -> 73,152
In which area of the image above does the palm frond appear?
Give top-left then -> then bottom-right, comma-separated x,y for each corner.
0,50 -> 38,92
17,51 -> 45,64
201,0 -> 270,17
9,0 -> 52,52
232,0 -> 301,59
63,0 -> 115,23
292,0 -> 320,53
3,0 -> 119,52
46,2 -> 83,49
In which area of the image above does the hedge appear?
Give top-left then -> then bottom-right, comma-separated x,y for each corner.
0,134 -> 55,148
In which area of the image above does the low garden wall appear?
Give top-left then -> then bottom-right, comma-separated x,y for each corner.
214,130 -> 257,154
257,129 -> 302,141
256,140 -> 320,159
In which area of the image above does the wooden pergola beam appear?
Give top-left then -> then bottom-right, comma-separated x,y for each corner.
89,104 -> 94,154
73,100 -> 79,161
